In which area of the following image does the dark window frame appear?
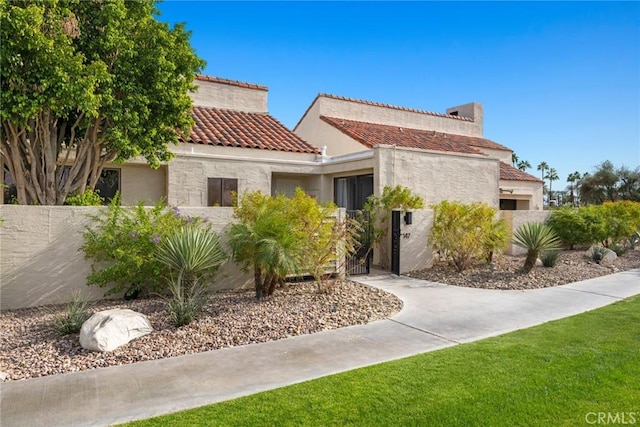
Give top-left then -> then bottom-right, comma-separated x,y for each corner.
208,177 -> 238,207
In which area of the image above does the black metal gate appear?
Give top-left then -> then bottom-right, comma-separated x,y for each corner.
346,210 -> 371,275
391,210 -> 401,275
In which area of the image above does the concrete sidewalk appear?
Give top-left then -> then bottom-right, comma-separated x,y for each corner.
1,269 -> 639,427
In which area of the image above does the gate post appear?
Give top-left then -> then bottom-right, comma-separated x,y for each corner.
391,210 -> 401,275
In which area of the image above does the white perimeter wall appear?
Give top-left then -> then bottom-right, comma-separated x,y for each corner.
0,206 -> 253,311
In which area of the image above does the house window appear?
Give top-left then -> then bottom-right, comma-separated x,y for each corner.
94,169 -> 120,203
334,174 -> 373,211
208,178 -> 237,207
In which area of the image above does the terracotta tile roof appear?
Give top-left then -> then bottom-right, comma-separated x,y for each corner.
320,116 -> 487,155
466,137 -> 512,152
195,74 -> 268,91
499,162 -> 543,182
182,106 -> 320,154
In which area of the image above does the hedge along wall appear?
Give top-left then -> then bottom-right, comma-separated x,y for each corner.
0,205 -> 253,310
501,210 -> 552,256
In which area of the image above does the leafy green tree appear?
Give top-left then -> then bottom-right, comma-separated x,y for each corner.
0,0 -> 204,205
617,166 -> 640,201
429,201 -> 507,272
577,161 -> 640,205
512,152 -> 519,167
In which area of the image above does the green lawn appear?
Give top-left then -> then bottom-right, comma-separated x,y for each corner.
128,296 -> 640,426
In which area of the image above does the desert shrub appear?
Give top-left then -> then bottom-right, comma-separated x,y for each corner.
549,202 -> 640,249
598,201 -> 640,247
512,222 -> 562,273
430,201 -> 508,272
229,188 -> 358,299
547,207 -> 591,249
65,189 -> 104,206
591,246 -> 607,264
609,243 -> 628,257
81,195 -> 203,297
540,250 -> 560,267
51,291 -> 92,335
155,226 -> 226,326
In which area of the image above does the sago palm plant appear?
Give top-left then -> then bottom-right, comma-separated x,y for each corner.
512,222 -> 562,273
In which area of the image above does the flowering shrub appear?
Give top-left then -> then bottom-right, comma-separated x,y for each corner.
81,195 -> 206,297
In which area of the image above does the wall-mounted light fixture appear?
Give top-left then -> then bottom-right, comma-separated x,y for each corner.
404,211 -> 413,225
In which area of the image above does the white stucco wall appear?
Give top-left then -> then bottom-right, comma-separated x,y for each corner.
374,146 -> 500,208
294,102 -> 368,156
190,79 -> 267,113
399,209 -> 433,273
474,147 -> 512,163
0,206 -> 256,310
119,164 -> 167,205
499,179 -> 544,211
167,150 -> 326,206
501,210 -> 552,256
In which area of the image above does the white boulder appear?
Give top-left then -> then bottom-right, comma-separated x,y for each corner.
80,309 -> 153,352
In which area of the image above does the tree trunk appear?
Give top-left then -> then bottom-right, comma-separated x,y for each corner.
523,250 -> 538,273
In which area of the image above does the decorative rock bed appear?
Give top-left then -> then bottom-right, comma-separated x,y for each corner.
0,281 -> 402,381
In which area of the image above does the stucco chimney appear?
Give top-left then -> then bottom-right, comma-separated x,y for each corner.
190,75 -> 269,113
446,102 -> 483,132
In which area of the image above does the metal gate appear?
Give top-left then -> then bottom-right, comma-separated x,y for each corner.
346,210 -> 372,275
391,210 -> 401,275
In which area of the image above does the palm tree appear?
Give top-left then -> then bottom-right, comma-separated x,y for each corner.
517,160 -> 531,172
567,171 -> 581,206
512,153 -> 519,167
537,162 -> 549,205
537,161 -> 549,181
545,168 -> 559,205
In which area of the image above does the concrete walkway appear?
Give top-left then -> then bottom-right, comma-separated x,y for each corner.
2,269 -> 639,427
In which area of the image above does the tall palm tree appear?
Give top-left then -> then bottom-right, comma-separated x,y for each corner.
545,168 -> 559,205
537,161 -> 549,181
512,153 -> 519,167
517,160 -> 531,172
567,171 -> 581,206
537,162 -> 549,205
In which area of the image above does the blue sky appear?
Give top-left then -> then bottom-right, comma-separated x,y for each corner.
157,1 -> 639,189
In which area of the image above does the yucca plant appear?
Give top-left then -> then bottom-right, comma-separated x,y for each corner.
155,226 -> 227,326
540,250 -> 560,268
51,291 -> 92,336
512,222 -> 562,273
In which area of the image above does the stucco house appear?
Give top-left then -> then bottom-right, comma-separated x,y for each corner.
294,94 -> 542,211
2,74 -> 542,211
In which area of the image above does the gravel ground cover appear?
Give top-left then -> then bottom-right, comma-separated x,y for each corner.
0,281 -> 401,382
3,248 -> 639,382
407,248 -> 640,290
